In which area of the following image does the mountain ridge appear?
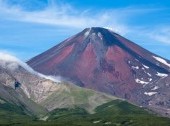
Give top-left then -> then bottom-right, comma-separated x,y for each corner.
27,27 -> 170,117
0,52 -> 117,117
0,34 -> 170,125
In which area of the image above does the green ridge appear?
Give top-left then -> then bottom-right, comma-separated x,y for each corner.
1,100 -> 170,126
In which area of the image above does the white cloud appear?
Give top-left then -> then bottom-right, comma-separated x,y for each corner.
147,27 -> 170,44
0,50 -> 61,82
124,25 -> 170,46
0,0 -> 161,35
0,0 -> 170,59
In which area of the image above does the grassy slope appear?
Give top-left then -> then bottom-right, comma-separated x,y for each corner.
0,84 -> 48,118
1,99 -> 170,126
40,83 -> 117,113
0,99 -> 34,125
45,100 -> 170,126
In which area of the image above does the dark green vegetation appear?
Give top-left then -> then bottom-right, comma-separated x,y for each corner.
0,99 -> 33,125
1,100 -> 170,126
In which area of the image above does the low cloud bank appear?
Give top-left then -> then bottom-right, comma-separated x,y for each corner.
0,51 -> 61,83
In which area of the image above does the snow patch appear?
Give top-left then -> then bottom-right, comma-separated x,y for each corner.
142,64 -> 149,69
153,56 -> 170,67
135,79 -> 149,85
132,66 -> 139,69
97,32 -> 103,40
144,92 -> 157,96
104,27 -> 122,34
147,73 -> 152,77
151,86 -> 159,90
149,78 -> 152,81
104,27 -> 114,32
84,28 -> 91,37
156,72 -> 168,77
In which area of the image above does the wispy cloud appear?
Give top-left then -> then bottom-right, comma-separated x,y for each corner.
0,0 -> 162,35
128,25 -> 170,45
0,50 -> 62,82
0,0 -> 170,60
147,27 -> 170,44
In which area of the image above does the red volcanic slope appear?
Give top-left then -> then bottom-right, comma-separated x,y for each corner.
28,27 -> 170,102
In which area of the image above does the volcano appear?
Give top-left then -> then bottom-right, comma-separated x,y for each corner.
28,27 -> 170,116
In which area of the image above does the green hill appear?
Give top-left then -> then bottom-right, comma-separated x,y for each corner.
1,99 -> 170,126
0,98 -> 33,125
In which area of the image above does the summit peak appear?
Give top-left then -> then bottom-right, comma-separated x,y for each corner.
85,27 -> 113,32
83,27 -> 118,38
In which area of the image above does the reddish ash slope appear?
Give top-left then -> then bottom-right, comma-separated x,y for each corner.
27,27 -> 170,102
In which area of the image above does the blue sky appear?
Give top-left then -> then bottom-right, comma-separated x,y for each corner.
0,0 -> 170,61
